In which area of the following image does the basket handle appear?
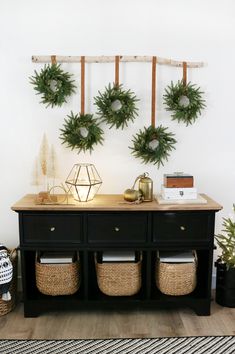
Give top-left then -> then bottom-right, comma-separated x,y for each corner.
35,251 -> 41,263
8,248 -> 18,260
193,250 -> 198,266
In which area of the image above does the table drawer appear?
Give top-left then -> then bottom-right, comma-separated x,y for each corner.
153,212 -> 210,242
87,212 -> 148,243
22,213 -> 82,243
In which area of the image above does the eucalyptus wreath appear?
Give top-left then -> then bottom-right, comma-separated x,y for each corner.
30,64 -> 76,108
163,80 -> 206,125
130,125 -> 177,167
60,112 -> 104,153
94,83 -> 139,129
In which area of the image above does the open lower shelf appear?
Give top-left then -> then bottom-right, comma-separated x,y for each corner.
87,250 -> 148,301
22,248 -> 212,302
150,249 -> 212,300
22,250 -> 85,301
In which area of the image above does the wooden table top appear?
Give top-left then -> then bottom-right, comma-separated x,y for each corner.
11,194 -> 223,212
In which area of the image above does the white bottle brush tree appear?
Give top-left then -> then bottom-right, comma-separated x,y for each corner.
31,133 -> 59,191
39,133 -> 49,190
31,157 -> 43,192
47,145 -> 58,190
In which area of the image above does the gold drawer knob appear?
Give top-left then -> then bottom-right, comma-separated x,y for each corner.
114,227 -> 120,232
180,225 -> 186,231
50,227 -> 56,232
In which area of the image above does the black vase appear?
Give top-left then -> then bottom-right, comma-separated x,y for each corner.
215,260 -> 235,307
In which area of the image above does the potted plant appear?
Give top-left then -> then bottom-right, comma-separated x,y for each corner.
215,205 -> 235,307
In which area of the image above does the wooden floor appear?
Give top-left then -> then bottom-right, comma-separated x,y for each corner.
0,299 -> 235,339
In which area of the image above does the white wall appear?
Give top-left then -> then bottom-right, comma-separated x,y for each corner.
1,0 -> 235,249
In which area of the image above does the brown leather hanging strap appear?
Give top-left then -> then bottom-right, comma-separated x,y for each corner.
115,55 -> 120,86
51,55 -> 57,65
81,56 -> 85,115
183,61 -> 187,86
151,56 -> 157,128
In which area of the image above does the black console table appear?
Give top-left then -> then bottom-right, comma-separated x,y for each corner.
12,194 -> 222,317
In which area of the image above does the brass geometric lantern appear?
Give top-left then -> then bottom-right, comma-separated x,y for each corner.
65,163 -> 102,202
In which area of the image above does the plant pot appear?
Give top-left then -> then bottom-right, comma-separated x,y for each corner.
215,260 -> 235,307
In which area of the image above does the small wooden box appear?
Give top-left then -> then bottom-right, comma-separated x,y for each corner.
164,174 -> 194,188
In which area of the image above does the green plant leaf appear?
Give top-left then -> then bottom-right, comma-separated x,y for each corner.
215,213 -> 235,268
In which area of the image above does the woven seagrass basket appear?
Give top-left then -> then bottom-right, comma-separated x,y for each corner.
35,253 -> 80,296
0,248 -> 18,316
95,253 -> 142,296
155,251 -> 197,296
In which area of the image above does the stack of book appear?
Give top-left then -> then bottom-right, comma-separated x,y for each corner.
162,172 -> 196,200
39,251 -> 76,264
99,250 -> 138,263
158,250 -> 195,263
156,172 -> 207,204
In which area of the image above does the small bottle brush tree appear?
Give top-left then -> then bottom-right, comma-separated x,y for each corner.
215,205 -> 235,269
39,133 -> 49,190
47,145 -> 59,189
31,157 -> 43,192
31,134 -> 59,192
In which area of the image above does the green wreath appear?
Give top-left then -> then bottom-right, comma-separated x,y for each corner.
94,83 -> 139,129
130,125 -> 177,167
30,64 -> 76,108
60,112 -> 104,153
163,80 -> 206,125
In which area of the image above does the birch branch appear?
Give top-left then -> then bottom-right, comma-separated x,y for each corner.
32,55 -> 204,68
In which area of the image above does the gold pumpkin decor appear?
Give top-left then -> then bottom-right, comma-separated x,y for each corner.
123,188 -> 143,203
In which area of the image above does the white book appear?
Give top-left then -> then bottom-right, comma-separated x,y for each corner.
40,251 -> 77,264
161,186 -> 197,200
155,194 -> 207,205
159,251 -> 195,263
102,250 -> 136,262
